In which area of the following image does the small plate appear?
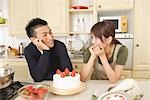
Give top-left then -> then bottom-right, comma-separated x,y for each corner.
98,91 -> 130,100
50,82 -> 85,95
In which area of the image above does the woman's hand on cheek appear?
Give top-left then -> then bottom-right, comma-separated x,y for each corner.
89,45 -> 95,55
93,45 -> 105,57
89,46 -> 97,58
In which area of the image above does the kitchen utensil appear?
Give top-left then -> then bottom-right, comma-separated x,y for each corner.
0,67 -> 14,89
72,38 -> 83,51
0,45 -> 6,58
0,81 -> 24,100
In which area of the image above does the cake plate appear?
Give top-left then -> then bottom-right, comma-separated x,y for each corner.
50,82 -> 85,95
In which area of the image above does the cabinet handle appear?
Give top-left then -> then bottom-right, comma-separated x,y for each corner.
99,5 -> 101,8
136,44 -> 139,47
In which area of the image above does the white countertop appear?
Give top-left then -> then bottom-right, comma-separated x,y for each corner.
0,56 -> 26,62
0,56 -> 83,62
15,80 -> 150,100
0,56 -> 132,70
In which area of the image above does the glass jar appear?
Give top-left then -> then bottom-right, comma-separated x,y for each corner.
0,45 -> 7,58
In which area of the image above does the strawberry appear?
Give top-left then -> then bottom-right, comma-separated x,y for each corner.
37,89 -> 45,98
26,86 -> 34,93
71,70 -> 76,77
56,69 -> 61,74
38,87 -> 48,93
29,93 -> 36,100
26,85 -> 33,91
33,88 -> 39,94
36,97 -> 42,100
60,72 -> 66,78
64,68 -> 69,75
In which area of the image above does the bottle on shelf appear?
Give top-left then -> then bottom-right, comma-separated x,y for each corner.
19,43 -> 24,56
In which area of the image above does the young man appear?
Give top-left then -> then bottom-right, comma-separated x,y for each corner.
24,18 -> 72,82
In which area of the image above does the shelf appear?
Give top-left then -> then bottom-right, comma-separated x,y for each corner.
0,19 -> 8,27
68,32 -> 90,35
67,0 -> 94,35
53,33 -> 68,37
0,23 -> 7,27
68,8 -> 93,12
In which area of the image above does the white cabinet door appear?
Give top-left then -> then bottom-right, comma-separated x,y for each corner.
133,0 -> 150,71
9,0 -> 66,36
97,0 -> 134,10
0,60 -> 31,81
37,0 -> 66,34
9,0 -> 36,36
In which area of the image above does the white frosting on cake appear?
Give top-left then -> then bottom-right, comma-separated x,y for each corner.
53,73 -> 81,89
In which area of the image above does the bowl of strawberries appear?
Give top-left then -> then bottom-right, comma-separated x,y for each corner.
18,84 -> 50,100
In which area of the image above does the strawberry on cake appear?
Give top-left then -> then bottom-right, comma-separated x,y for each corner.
53,68 -> 81,90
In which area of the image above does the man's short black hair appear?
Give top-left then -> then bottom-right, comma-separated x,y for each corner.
25,18 -> 48,38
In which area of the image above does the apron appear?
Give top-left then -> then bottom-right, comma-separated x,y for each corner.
91,44 -> 122,80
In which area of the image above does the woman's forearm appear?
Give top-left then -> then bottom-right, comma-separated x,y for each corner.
80,55 -> 96,82
100,56 -> 118,83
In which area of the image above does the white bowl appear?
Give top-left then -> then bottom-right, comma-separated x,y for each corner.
18,84 -> 50,100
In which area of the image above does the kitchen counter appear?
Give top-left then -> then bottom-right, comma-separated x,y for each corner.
15,80 -> 150,100
0,56 -> 132,69
0,56 -> 83,62
0,56 -> 26,62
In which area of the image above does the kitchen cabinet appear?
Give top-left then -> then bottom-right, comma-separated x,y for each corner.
37,0 -> 66,35
0,59 -> 32,82
97,0 -> 134,11
121,70 -> 131,79
9,0 -> 36,36
9,0 -> 66,36
133,0 -> 150,79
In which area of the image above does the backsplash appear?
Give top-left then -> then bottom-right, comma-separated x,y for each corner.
0,27 -> 28,48
0,27 -> 68,49
0,26 -> 89,51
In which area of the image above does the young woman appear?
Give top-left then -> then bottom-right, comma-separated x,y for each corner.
80,21 -> 128,83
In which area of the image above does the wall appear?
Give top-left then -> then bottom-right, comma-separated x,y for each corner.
0,0 -> 29,48
0,0 -> 89,51
0,0 -> 69,49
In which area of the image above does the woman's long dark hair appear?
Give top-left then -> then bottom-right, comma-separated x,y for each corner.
91,21 -> 121,44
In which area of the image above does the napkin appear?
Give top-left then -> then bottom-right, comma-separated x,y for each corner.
108,79 -> 144,100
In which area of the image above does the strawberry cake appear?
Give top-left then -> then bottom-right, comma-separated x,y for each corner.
53,68 -> 81,89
